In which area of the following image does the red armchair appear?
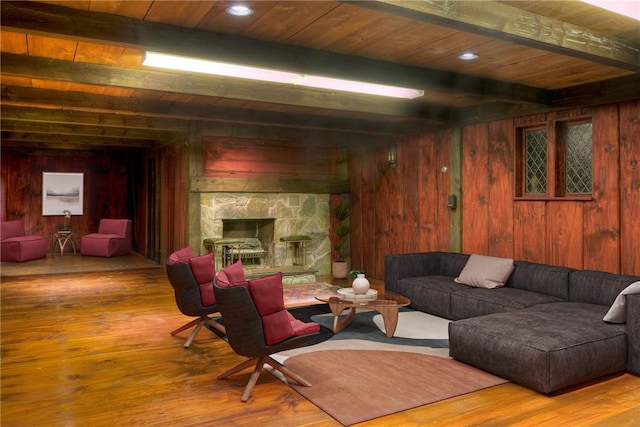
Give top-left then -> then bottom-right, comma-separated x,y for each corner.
1,220 -> 48,262
80,219 -> 132,257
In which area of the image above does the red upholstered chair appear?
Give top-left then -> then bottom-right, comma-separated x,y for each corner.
213,261 -> 320,401
1,220 -> 48,262
166,246 -> 226,348
80,219 -> 132,257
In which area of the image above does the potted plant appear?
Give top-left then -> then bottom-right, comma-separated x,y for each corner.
331,198 -> 350,279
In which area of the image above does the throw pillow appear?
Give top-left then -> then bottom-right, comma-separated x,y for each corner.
216,260 -> 248,287
167,245 -> 193,264
455,254 -> 514,289
189,252 -> 216,306
603,281 -> 640,323
247,272 -> 295,345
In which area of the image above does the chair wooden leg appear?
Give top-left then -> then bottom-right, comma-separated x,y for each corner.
265,356 -> 312,387
217,357 -> 258,380
183,320 -> 205,348
242,356 -> 268,402
170,317 -> 200,335
204,317 -> 226,335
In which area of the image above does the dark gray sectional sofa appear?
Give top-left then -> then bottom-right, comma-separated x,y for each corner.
384,251 -> 640,394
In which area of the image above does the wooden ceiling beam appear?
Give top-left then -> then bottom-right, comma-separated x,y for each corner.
358,0 -> 639,71
0,131 -> 158,149
0,85 -> 413,135
0,119 -> 176,141
1,53 -> 450,120
551,73 -> 640,108
0,104 -> 189,132
0,1 -> 551,105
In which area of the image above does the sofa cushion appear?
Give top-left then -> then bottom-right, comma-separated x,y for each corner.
396,276 -> 467,319
507,261 -> 572,300
603,281 -> 640,323
569,270 -> 640,306
449,302 -> 627,393
436,252 -> 471,277
455,254 -> 514,289
450,287 -> 565,319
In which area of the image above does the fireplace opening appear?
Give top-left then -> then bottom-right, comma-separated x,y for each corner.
219,218 -> 274,267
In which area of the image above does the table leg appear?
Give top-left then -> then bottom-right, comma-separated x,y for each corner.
376,305 -> 399,338
329,305 -> 356,334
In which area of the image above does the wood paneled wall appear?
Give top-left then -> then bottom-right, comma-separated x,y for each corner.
348,131 -> 453,279
348,100 -> 639,278
0,148 -> 147,254
463,100 -> 639,275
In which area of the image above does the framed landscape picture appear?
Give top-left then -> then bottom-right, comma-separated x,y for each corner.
42,172 -> 84,215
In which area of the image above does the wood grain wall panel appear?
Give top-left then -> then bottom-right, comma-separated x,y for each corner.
388,140 -> 404,257
487,119 -> 515,258
202,137 -> 334,179
359,144 -> 377,276
462,123 -> 491,255
547,201 -> 584,269
374,146 -> 391,279
418,133 -> 438,251
348,145 -> 363,271
583,104 -> 620,272
513,201 -> 547,263
435,129 -> 452,251
400,137 -> 420,254
619,99 -> 640,275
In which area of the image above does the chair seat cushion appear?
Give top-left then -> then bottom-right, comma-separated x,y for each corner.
286,311 -> 321,335
1,235 -> 48,262
248,272 -> 319,344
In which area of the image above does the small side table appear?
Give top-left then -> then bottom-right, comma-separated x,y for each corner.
55,231 -> 76,256
279,235 -> 311,266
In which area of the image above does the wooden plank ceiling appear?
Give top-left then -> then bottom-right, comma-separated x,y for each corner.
1,0 -> 639,150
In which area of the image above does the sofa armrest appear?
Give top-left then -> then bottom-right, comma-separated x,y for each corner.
384,252 -> 441,294
627,294 -> 640,374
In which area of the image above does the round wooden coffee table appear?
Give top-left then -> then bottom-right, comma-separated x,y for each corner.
316,291 -> 410,338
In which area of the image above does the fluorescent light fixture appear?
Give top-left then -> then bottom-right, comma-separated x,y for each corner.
143,51 -> 424,99
580,1 -> 640,21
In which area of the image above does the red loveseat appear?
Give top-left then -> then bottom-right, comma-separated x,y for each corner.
1,220 -> 48,262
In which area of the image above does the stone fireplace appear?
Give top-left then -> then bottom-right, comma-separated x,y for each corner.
200,193 -> 331,277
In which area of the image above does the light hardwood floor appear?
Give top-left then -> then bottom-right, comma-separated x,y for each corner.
1,259 -> 639,426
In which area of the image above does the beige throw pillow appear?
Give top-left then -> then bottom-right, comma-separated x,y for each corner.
455,254 -> 515,289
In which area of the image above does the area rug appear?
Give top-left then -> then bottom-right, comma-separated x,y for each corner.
284,349 -> 506,426
274,308 -> 507,426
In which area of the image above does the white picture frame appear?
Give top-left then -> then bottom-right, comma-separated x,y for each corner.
42,172 -> 84,215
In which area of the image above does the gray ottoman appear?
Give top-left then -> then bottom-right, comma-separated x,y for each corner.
448,302 -> 627,393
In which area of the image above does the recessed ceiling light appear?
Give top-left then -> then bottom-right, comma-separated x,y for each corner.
458,52 -> 479,61
226,5 -> 253,16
